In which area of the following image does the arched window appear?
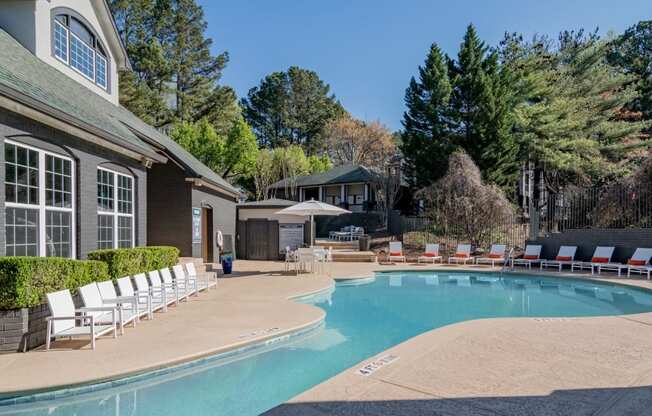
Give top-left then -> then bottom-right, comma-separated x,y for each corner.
52,12 -> 109,91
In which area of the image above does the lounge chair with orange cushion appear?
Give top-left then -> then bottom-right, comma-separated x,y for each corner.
570,246 -> 615,274
511,245 -> 542,269
475,244 -> 507,267
388,241 -> 406,263
626,248 -> 652,280
417,243 -> 442,264
540,246 -> 578,272
448,244 -> 473,265
597,248 -> 652,278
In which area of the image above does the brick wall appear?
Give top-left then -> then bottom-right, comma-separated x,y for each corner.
529,228 -> 652,263
0,304 -> 49,353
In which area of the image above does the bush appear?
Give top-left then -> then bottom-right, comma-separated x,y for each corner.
0,257 -> 110,309
87,246 -> 180,280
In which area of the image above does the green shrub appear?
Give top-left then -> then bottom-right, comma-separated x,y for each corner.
0,257 -> 110,309
87,246 -> 180,280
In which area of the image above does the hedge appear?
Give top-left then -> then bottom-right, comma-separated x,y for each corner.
87,246 -> 180,280
0,257 -> 110,309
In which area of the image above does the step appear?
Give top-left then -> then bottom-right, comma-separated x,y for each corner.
331,251 -> 377,263
314,240 -> 359,249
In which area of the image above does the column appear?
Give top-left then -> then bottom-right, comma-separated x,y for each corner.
340,184 -> 346,206
318,186 -> 323,202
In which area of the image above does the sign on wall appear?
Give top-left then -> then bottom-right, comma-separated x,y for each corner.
279,223 -> 304,253
192,207 -> 201,243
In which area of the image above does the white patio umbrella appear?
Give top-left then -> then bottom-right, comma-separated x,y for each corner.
275,199 -> 351,246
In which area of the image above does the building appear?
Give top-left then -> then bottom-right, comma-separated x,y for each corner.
268,165 -> 381,213
0,0 -> 238,263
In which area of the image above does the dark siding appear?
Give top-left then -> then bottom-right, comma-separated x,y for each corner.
147,162 -> 193,257
267,220 -> 279,260
191,186 -> 236,263
529,228 -> 652,263
0,110 -> 147,259
237,220 -> 246,260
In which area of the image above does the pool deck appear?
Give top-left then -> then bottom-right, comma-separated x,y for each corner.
2,260 -> 652,415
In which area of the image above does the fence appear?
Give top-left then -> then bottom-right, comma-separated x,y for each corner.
540,185 -> 652,235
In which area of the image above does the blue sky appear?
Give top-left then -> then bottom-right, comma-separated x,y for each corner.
198,0 -> 650,131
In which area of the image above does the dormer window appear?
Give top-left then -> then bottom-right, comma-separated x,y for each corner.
52,12 -> 109,91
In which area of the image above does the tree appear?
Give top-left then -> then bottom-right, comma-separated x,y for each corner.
505,33 -> 649,192
241,66 -> 345,154
400,43 -> 453,188
169,117 -> 258,182
326,116 -> 396,170
608,21 -> 652,123
109,0 -> 233,128
308,154 -> 333,174
419,151 -> 514,247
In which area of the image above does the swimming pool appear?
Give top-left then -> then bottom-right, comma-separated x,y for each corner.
3,271 -> 652,416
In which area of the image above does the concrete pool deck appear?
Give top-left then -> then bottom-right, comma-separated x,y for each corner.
2,260 -> 652,415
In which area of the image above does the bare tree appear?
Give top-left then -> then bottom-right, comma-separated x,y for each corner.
325,116 -> 396,170
419,150 -> 515,247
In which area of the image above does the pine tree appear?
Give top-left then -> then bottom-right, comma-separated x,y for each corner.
400,43 -> 453,189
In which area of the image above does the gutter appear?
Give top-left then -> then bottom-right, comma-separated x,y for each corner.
0,85 -> 166,164
185,177 -> 240,200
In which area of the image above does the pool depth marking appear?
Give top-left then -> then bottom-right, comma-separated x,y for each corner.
356,354 -> 400,376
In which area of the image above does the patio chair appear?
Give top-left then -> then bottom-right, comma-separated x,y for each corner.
626,248 -> 652,280
173,264 -> 199,296
296,247 -> 318,274
540,246 -> 578,272
570,246 -> 615,273
79,282 -> 136,335
160,267 -> 190,301
448,244 -> 473,265
597,248 -> 652,277
133,273 -> 167,314
117,276 -> 153,320
417,243 -> 442,264
511,245 -> 542,269
46,289 -> 116,350
284,246 -> 297,272
388,241 -> 406,263
186,262 -> 216,292
148,270 -> 179,306
475,244 -> 507,267
97,280 -> 144,322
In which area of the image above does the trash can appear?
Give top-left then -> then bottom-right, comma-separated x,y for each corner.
359,235 -> 371,251
221,253 -> 233,275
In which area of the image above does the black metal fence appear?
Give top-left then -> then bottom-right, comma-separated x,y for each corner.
540,185 -> 652,234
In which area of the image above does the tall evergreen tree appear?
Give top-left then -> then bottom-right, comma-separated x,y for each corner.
400,43 -> 453,188
241,66 -> 344,154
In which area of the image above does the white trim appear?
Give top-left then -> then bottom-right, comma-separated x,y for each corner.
96,166 -> 134,249
4,140 -> 76,258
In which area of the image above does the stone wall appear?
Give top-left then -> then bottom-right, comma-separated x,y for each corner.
0,304 -> 49,353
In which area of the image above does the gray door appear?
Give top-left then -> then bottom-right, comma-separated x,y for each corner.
246,219 -> 269,260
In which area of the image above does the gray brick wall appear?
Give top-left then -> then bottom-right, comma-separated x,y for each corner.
529,228 -> 652,263
0,110 -> 147,258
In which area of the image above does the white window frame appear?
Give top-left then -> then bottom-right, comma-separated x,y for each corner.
95,54 -> 107,89
97,167 -> 135,249
4,140 -> 76,258
53,20 -> 69,65
69,31 -> 96,82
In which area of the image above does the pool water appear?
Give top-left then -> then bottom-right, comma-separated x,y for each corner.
4,272 -> 652,416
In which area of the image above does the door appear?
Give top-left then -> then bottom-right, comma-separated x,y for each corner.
202,207 -> 214,263
246,219 -> 269,260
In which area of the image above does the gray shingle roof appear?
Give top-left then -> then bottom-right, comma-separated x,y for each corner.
237,198 -> 297,208
0,28 -> 238,196
269,164 -> 381,189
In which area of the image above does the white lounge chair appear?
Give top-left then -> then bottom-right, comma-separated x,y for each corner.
570,246 -> 615,273
626,248 -> 652,280
46,289 -> 116,350
160,267 -> 190,301
185,262 -> 217,292
540,246 -> 578,272
388,241 -> 406,263
511,245 -> 542,269
417,244 -> 442,264
475,244 -> 507,267
448,244 -> 473,265
598,248 -> 652,278
133,273 -> 168,313
79,282 -> 136,335
117,276 -> 154,319
149,270 -> 179,306
97,280 -> 144,322
173,264 -> 198,296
